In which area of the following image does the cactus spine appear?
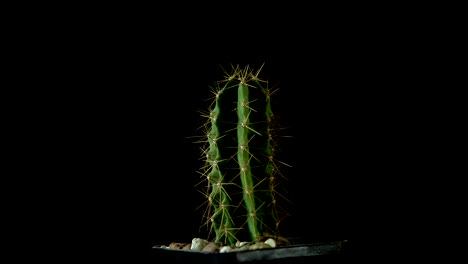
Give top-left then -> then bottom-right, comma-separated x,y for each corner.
197,64 -> 289,245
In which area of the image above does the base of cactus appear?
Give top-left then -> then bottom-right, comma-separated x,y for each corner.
152,238 -> 350,263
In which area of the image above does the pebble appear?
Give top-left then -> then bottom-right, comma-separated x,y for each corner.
183,243 -> 192,250
191,238 -> 210,251
219,246 -> 233,253
238,241 -> 251,247
202,242 -> 219,252
264,238 -> 276,248
168,242 -> 189,249
249,242 -> 272,250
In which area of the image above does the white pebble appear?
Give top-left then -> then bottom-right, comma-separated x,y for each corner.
191,238 -> 210,251
264,238 -> 276,248
238,241 -> 250,247
219,246 -> 233,253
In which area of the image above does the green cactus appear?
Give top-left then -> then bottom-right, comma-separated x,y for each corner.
195,64 -> 291,246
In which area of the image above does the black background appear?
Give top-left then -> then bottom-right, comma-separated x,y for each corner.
78,43 -> 401,237
120,39 -> 414,249
35,15 -> 436,260
9,1 -> 459,261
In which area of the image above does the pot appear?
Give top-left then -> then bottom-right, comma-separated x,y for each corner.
152,239 -> 350,263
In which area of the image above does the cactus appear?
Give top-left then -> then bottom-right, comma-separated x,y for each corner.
194,64 -> 290,246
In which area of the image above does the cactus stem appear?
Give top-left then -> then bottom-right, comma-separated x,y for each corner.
225,140 -> 261,163
193,64 -> 290,244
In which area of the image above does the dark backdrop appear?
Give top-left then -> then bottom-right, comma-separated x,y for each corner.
22,5 -> 445,261
130,46 -> 406,247
60,30 -> 418,257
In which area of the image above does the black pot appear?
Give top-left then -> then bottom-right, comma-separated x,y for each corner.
152,239 -> 350,263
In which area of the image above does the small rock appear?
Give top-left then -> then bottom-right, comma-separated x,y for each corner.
219,246 -> 233,253
264,238 -> 276,248
182,243 -> 192,250
249,242 -> 272,250
169,242 -> 189,249
202,242 -> 219,252
191,238 -> 210,251
238,241 -> 250,247
236,243 -> 252,251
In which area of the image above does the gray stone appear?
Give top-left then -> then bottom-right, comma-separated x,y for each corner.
191,238 -> 210,251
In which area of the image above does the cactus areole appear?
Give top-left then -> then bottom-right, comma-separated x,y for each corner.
196,64 -> 290,246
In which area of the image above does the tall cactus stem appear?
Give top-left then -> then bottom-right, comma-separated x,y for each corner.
195,64 -> 290,245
